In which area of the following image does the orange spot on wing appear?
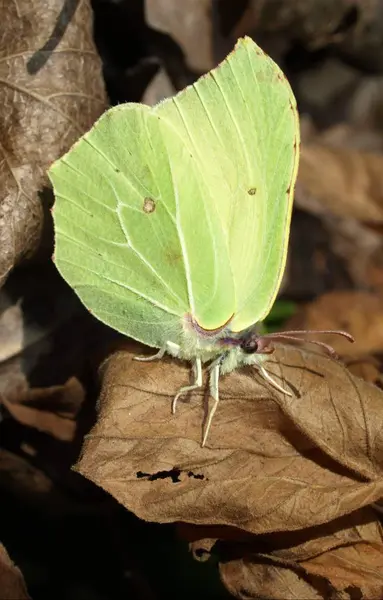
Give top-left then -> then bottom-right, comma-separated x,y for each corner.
187,313 -> 234,337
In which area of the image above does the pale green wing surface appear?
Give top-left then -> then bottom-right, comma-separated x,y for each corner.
49,104 -> 234,347
155,37 -> 299,332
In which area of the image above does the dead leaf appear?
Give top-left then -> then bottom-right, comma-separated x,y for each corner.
348,75 -> 383,134
142,67 -> 176,106
183,506 -> 383,559
285,291 -> 383,357
318,123 -> 383,152
2,377 -> 84,442
300,541 -> 383,598
0,0 -> 107,286
0,288 -> 52,364
267,509 -> 383,563
0,448 -> 94,516
343,356 -> 382,385
145,0 -> 214,71
220,557 -> 324,600
233,0 -> 370,50
293,78 -> 383,290
219,541 -> 383,600
297,143 -> 383,223
183,507 -> 383,599
0,265 -> 82,404
76,342 -> 383,534
0,543 -> 30,600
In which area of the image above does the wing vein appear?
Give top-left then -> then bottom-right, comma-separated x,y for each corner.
83,136 -> 155,199
170,167 -> 195,315
108,176 -> 187,308
60,257 -> 181,317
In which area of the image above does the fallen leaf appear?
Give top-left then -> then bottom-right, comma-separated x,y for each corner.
0,288 -> 52,365
0,543 -> 30,600
183,507 -> 383,599
145,0 -> 214,71
182,506 -> 383,558
265,509 -> 383,562
300,541 -> 383,598
348,75 -> 383,135
76,342 -> 383,534
2,377 -> 84,442
0,448 -> 98,516
0,265 -> 114,448
343,355 -> 382,386
284,291 -> 383,357
285,209 -> 354,299
0,449 -> 52,498
219,556 -> 323,600
0,265 -> 82,404
142,67 -> 176,106
297,143 -> 383,223
233,0 -> 368,50
219,540 -> 383,600
318,122 -> 383,152
0,0 -> 107,286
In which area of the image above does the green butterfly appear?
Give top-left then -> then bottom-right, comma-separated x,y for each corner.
49,37 -> 352,446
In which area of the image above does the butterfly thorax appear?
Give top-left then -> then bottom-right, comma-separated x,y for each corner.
169,317 -> 268,374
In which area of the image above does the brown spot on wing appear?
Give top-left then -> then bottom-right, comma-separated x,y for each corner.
143,197 -> 156,213
165,249 -> 183,266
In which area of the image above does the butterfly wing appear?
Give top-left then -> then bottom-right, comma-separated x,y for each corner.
156,37 -> 299,333
49,104 -> 235,348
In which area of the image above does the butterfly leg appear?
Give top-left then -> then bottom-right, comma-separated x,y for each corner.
134,341 -> 181,362
172,358 -> 202,414
202,360 -> 221,446
257,362 -> 292,396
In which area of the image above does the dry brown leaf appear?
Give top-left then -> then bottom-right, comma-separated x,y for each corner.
285,291 -> 383,357
345,356 -> 383,385
184,507 -> 383,599
0,543 -> 30,600
266,509 -> 383,562
0,266 -> 86,417
300,541 -> 383,598
220,557 -> 323,600
219,541 -> 383,600
2,377 -> 85,442
76,342 -> 383,534
0,288 -> 52,364
0,0 -> 107,286
294,107 -> 383,289
183,506 -> 383,559
233,0 -> 373,50
296,143 -> 383,223
0,449 -> 53,499
145,0 -> 214,71
142,67 -> 176,106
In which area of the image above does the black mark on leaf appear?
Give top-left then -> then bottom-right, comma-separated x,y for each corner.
27,0 -> 80,75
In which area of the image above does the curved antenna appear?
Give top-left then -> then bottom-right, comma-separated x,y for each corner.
264,330 -> 354,342
258,329 -> 354,358
264,334 -> 339,358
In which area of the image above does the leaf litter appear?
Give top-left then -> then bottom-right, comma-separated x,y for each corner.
76,341 -> 383,597
0,543 -> 30,600
3,1 -> 383,598
0,0 -> 106,287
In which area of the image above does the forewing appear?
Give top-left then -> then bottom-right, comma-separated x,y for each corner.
49,104 -> 234,347
155,37 -> 299,332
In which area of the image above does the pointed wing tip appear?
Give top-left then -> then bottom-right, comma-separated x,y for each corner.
234,36 -> 260,53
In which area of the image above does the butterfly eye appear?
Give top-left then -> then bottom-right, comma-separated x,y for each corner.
241,337 -> 259,354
